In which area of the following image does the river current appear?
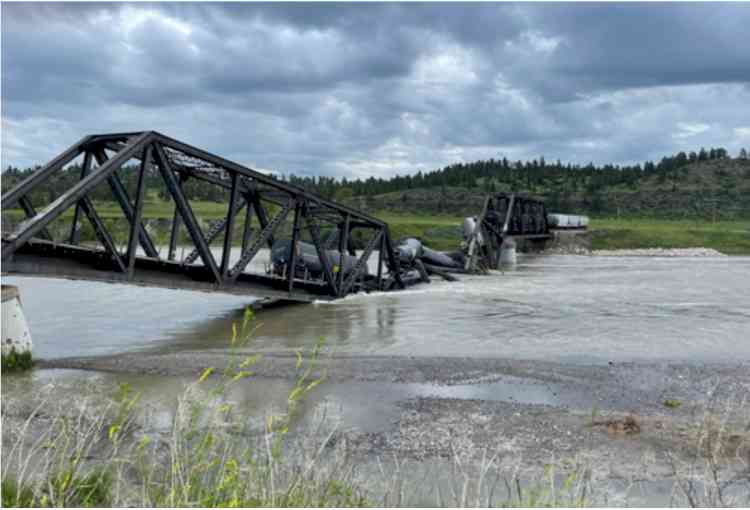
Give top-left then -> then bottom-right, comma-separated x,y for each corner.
5,253 -> 749,364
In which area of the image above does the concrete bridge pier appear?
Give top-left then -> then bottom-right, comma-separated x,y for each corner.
2,285 -> 33,365
499,237 -> 517,266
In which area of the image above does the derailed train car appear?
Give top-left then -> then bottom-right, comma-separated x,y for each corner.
268,192 -> 556,294
269,192 -> 554,291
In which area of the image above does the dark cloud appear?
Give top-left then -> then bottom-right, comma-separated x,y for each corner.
2,2 -> 750,176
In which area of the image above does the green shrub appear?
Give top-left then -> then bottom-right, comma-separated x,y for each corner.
1,471 -> 111,508
664,399 -> 682,409
1,348 -> 33,372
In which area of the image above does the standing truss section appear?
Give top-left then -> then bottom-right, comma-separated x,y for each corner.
1,131 -> 404,301
464,193 -> 551,271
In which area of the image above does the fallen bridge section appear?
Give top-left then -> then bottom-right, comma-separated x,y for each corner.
463,193 -> 552,272
1,131 -> 405,301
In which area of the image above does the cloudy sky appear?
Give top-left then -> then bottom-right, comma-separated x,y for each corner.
2,2 -> 750,178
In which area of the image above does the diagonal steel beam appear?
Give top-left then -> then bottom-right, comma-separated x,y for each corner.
2,134 -> 93,208
79,196 -> 126,273
18,196 -> 52,241
2,132 -> 154,261
93,148 -> 159,258
126,145 -> 151,279
339,228 -> 382,297
153,142 -> 222,284
228,199 -> 293,282
251,194 -> 276,249
183,195 -> 247,265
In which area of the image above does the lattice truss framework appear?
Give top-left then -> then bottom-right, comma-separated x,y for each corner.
1,131 -> 404,300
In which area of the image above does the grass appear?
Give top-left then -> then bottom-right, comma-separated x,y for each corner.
589,218 -> 750,255
376,213 -> 750,255
1,349 -> 34,372
5,201 -> 750,254
374,211 -> 464,251
1,309 -> 371,507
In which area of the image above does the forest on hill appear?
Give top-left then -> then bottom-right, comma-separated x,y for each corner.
3,146 -> 750,219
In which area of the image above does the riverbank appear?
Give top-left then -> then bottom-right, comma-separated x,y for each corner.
4,352 -> 749,506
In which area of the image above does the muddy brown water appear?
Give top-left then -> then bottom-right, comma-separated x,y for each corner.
4,253 -> 749,363
3,253 -> 750,505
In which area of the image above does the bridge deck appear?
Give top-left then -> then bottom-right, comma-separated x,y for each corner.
4,240 -> 332,302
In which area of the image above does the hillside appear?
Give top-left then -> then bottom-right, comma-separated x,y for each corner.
344,158 -> 750,219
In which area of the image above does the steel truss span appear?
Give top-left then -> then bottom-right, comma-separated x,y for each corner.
1,131 -> 404,302
464,193 -> 552,272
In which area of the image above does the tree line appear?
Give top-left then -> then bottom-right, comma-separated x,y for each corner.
2,146 -> 746,207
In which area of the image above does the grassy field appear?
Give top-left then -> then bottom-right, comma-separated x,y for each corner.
589,218 -> 750,255
373,211 -> 465,251
378,213 -> 750,255
4,202 -> 749,254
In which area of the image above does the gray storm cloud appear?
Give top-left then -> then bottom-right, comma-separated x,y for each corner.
2,2 -> 750,177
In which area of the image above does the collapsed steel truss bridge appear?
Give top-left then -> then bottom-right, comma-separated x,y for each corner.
1,131 -> 404,302
465,193 -> 551,271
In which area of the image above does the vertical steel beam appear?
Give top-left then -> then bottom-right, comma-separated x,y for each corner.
337,214 -> 350,295
383,230 -> 405,289
241,195 -> 254,254
503,194 -> 516,234
376,233 -> 385,291
221,172 -> 240,277
168,174 -> 187,261
287,200 -> 302,292
126,145 -> 151,279
153,143 -> 222,284
68,151 -> 93,244
251,194 -> 276,249
18,196 -> 52,241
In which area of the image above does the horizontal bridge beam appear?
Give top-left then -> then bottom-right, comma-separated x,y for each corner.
153,132 -> 386,228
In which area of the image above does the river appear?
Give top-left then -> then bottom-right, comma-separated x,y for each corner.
3,253 -> 750,505
4,253 -> 749,363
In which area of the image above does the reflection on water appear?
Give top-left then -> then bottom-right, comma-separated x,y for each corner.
3,254 -> 750,363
